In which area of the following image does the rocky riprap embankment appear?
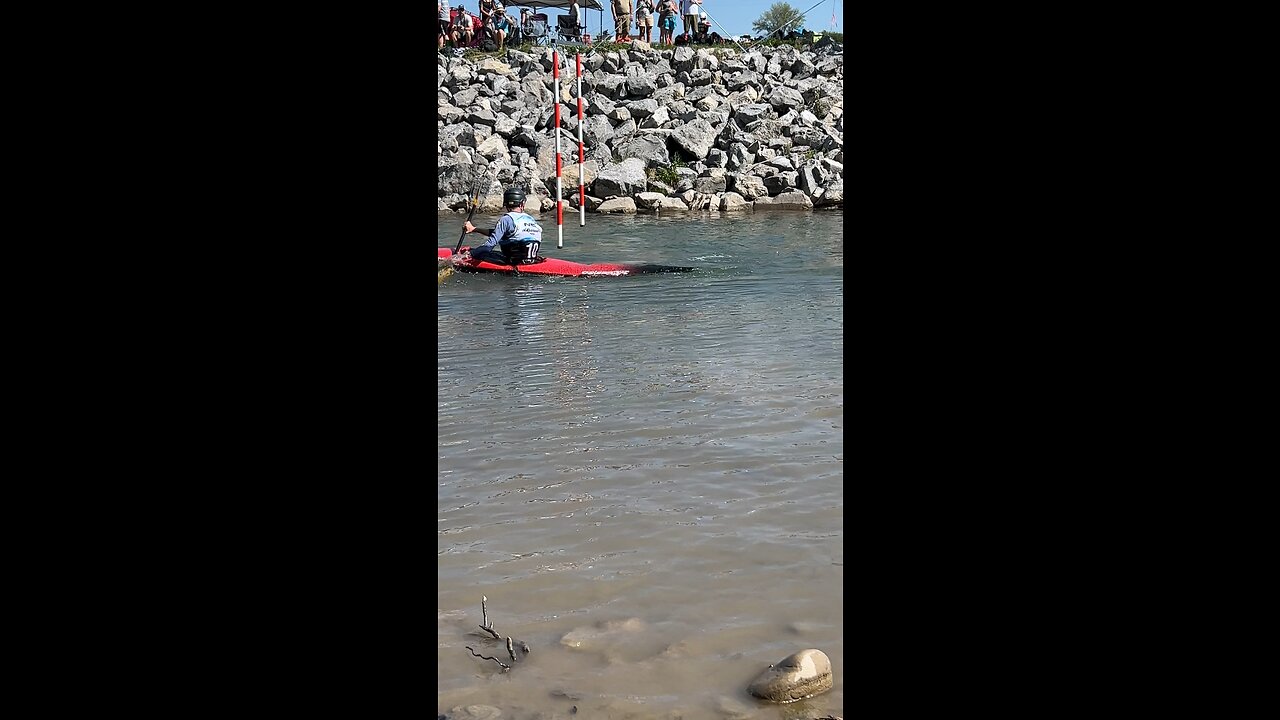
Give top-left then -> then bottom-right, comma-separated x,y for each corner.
437,39 -> 844,215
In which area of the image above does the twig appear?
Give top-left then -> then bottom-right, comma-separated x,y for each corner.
506,637 -> 516,663
479,595 -> 501,638
466,646 -> 511,670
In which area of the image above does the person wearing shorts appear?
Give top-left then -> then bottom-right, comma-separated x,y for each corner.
492,4 -> 511,49
634,0 -> 655,44
658,0 -> 678,45
440,0 -> 451,48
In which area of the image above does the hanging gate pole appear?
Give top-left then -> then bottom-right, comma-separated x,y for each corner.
552,39 -> 564,248
577,51 -> 586,226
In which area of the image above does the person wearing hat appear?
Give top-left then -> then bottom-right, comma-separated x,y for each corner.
696,10 -> 711,42
450,4 -> 475,47
456,188 -> 545,266
492,3 -> 512,49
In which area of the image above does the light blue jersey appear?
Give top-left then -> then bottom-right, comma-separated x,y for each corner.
470,210 -> 543,264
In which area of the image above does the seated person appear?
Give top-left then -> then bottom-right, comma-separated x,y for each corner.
451,6 -> 475,46
492,4 -> 511,49
456,188 -> 544,266
695,11 -> 711,41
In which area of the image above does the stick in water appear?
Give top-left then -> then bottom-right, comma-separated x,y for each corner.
478,595 -> 500,639
466,646 -> 511,670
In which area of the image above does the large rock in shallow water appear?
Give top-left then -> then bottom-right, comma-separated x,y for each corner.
747,648 -> 833,704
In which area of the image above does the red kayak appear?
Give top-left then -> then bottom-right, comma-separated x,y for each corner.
438,248 -> 693,277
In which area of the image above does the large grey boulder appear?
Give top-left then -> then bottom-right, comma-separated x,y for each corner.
763,190 -> 814,210
592,158 -> 648,198
596,197 -> 637,213
670,119 -> 717,161
613,133 -> 670,167
814,177 -> 844,207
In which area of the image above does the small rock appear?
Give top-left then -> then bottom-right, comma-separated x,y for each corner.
747,648 -> 833,704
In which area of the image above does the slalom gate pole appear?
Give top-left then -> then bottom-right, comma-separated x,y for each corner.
552,39 -> 564,248
577,52 -> 585,227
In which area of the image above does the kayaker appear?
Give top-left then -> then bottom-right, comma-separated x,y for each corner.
456,187 -> 544,265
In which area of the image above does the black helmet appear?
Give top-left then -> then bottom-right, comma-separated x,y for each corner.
503,187 -> 526,206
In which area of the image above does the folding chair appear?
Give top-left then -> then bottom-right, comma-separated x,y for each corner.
556,14 -> 584,42
524,13 -> 549,46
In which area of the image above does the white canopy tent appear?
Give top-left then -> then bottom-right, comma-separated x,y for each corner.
497,0 -> 604,9
496,0 -> 608,40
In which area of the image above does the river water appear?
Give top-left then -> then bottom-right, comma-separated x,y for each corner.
438,210 -> 843,720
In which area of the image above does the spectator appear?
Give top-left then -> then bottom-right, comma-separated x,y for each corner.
440,0 -> 452,48
478,0 -> 496,33
696,10 -> 710,42
451,5 -> 475,46
502,5 -> 520,45
439,1 -> 447,49
685,0 -> 701,37
492,3 -> 512,50
612,0 -> 633,42
656,0 -> 676,44
634,0 -> 655,44
657,0 -> 678,45
568,0 -> 581,32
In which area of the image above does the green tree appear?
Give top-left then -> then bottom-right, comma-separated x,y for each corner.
751,2 -> 805,38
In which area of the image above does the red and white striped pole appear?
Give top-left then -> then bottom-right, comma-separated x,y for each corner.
577,52 -> 586,227
552,40 -> 564,248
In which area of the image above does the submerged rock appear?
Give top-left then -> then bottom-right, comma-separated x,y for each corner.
559,617 -> 645,649
444,705 -> 502,719
747,648 -> 833,704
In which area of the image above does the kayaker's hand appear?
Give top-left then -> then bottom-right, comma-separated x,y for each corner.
453,251 -> 471,264
463,221 -> 476,234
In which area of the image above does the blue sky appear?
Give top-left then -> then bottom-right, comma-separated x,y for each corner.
581,0 -> 843,40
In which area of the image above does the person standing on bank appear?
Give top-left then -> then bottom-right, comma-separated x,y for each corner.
456,188 -> 544,265
658,0 -> 678,45
686,0 -> 702,39
567,0 -> 582,35
634,0 -> 655,44
478,0 -> 496,34
612,0 -> 633,42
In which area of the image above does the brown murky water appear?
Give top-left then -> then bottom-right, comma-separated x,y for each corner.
439,212 -> 843,719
